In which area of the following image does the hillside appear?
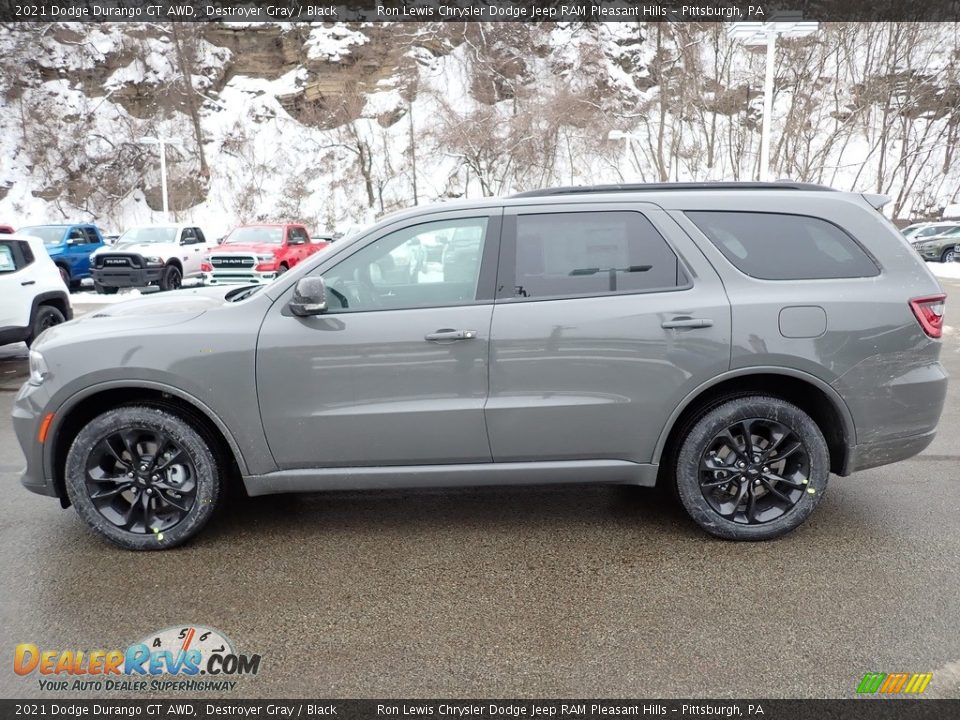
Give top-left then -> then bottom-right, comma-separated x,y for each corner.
0,21 -> 958,236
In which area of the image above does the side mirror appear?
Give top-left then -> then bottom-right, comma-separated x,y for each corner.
289,277 -> 328,317
217,237 -> 225,245
288,236 -> 304,246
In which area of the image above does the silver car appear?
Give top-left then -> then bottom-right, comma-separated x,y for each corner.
13,183 -> 949,549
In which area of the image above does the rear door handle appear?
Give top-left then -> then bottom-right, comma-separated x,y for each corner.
425,329 -> 477,342
21,280 -> 36,286
661,317 -> 713,329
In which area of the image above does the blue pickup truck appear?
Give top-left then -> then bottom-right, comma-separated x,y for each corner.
17,224 -> 106,288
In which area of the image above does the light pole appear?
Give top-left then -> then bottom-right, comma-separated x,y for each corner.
608,129 -> 641,181
727,20 -> 819,181
139,135 -> 181,221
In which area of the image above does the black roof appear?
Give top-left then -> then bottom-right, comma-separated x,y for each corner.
511,182 -> 836,198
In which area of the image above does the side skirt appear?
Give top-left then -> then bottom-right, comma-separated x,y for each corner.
243,460 -> 658,496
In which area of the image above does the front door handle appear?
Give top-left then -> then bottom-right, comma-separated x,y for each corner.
661,317 -> 713,329
21,280 -> 36,286
425,329 -> 477,342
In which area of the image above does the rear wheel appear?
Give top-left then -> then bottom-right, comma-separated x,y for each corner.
26,304 -> 65,346
674,396 -> 828,541
159,264 -> 182,291
65,406 -> 222,550
941,247 -> 956,263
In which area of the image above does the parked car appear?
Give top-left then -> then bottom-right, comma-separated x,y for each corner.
0,224 -> 15,234
909,225 -> 960,263
13,182 -> 948,550
0,234 -> 72,348
17,224 -> 106,289
901,221 -> 960,242
89,224 -> 213,294
202,223 -> 326,285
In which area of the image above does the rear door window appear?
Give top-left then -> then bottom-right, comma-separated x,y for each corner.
686,211 -> 879,280
506,211 -> 688,300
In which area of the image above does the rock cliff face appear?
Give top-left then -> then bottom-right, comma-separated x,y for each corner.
0,22 -> 958,233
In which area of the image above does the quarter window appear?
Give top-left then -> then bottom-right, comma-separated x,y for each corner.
510,211 -> 687,299
687,211 -> 879,280
321,217 -> 489,312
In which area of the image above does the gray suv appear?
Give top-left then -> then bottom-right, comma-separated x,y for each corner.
13,183 -> 948,550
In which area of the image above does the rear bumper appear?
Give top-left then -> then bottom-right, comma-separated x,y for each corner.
843,429 -> 937,474
91,266 -> 164,288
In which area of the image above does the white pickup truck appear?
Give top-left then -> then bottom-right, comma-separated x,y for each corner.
89,224 -> 213,293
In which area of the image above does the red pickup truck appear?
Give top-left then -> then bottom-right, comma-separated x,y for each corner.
202,223 -> 329,285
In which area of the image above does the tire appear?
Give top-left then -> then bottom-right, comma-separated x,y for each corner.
674,396 -> 829,541
64,406 -> 222,551
94,282 -> 119,295
26,304 -> 65,346
57,266 -> 70,286
159,264 -> 182,291
941,247 -> 956,263
276,263 -> 288,276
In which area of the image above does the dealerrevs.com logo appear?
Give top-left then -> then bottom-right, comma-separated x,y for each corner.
14,625 -> 262,693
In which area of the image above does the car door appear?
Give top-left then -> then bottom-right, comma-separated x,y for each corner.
288,226 -> 309,265
179,227 -> 206,276
257,208 -> 502,469
0,239 -> 36,330
485,202 -> 731,464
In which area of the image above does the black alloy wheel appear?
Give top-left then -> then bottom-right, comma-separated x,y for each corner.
65,406 -> 222,550
673,396 -> 828,540
83,427 -> 197,534
699,418 -> 809,525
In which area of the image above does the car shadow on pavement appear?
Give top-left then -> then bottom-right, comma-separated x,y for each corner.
204,483 -> 701,544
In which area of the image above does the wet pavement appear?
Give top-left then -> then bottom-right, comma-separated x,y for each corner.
1,282 -> 958,699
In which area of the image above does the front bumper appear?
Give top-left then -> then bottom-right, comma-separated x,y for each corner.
11,380 -> 58,498
91,266 -> 164,288
203,270 -> 277,286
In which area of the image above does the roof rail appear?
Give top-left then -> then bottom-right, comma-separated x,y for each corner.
510,181 -> 836,198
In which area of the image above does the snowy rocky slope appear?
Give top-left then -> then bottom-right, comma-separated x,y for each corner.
0,21 -> 958,236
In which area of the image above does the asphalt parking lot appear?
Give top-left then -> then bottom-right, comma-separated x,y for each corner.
1,282 -> 958,700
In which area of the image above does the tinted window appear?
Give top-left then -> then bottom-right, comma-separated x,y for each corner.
322,218 -> 488,312
686,211 -> 879,280
511,211 -> 686,299
0,240 -> 32,273
0,244 -> 16,272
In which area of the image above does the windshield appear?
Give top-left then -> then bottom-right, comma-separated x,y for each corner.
117,226 -> 178,244
225,227 -> 283,245
19,226 -> 65,245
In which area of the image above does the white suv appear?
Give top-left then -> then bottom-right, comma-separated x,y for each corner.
89,224 -> 213,294
0,234 -> 72,347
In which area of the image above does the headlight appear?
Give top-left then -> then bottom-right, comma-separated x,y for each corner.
28,350 -> 49,385
256,253 -> 275,261
143,255 -> 163,265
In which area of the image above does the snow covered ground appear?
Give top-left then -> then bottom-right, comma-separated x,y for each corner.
930,261 -> 960,281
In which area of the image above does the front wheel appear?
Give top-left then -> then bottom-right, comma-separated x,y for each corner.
94,282 -> 119,295
26,304 -> 65,346
159,264 -> 182,291
674,396 -> 829,541
64,406 -> 222,550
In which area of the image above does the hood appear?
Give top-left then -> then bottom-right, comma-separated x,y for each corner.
211,243 -> 279,255
84,286 -> 240,318
35,286 -> 242,350
92,241 -> 175,257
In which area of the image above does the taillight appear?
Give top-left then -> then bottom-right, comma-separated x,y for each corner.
200,261 -> 212,272
909,294 -> 946,338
